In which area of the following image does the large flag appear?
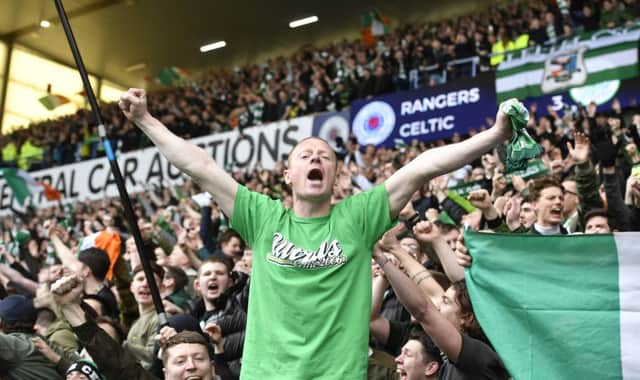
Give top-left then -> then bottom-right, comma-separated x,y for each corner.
0,168 -> 62,205
360,10 -> 390,46
156,66 -> 191,86
464,231 -> 640,379
80,230 -> 121,281
495,23 -> 640,102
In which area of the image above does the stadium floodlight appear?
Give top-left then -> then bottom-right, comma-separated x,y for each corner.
125,63 -> 146,72
40,20 -> 51,28
200,41 -> 227,53
289,16 -> 319,28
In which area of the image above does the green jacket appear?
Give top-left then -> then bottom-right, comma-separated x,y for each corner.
45,318 -> 79,353
0,332 -> 64,380
123,308 -> 158,369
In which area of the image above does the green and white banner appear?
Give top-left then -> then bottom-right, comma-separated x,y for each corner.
496,23 -> 640,102
464,231 -> 640,379
447,180 -> 484,198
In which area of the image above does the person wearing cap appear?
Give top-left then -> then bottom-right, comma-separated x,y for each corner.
0,294 -> 64,380
65,359 -> 105,380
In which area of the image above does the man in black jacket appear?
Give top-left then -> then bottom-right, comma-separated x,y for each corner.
51,274 -> 218,380
192,256 -> 248,377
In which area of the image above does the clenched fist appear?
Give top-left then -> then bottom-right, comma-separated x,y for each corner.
119,88 -> 149,123
467,189 -> 492,211
412,221 -> 441,244
50,274 -> 84,306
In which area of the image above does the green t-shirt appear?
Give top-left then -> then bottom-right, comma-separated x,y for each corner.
231,184 -> 394,380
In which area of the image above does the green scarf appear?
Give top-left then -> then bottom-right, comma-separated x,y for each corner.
500,99 -> 543,171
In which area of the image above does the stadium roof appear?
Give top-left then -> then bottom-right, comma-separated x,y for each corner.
0,0 -> 490,88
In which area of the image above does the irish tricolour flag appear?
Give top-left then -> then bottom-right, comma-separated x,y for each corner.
495,23 -> 640,102
464,231 -> 640,379
79,230 -> 121,281
0,168 -> 61,205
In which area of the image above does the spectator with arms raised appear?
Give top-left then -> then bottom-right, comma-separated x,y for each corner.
118,87 -> 512,379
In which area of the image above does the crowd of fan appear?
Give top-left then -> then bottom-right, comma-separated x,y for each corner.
2,0 -> 640,378
1,0 -> 639,171
1,91 -> 640,378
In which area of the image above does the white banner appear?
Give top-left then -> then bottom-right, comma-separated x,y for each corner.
0,116 -> 313,213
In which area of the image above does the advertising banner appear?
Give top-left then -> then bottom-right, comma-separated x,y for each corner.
350,74 -> 497,147
0,117 -> 313,213
311,109 -> 351,150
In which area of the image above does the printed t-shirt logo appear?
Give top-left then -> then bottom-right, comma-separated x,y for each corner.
268,232 -> 347,269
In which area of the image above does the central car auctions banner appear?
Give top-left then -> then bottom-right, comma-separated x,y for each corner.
0,117 -> 312,212
349,75 -> 497,147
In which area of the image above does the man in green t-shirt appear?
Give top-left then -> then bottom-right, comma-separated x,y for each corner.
119,88 -> 512,379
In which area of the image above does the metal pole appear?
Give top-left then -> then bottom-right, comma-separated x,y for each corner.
0,38 -> 13,134
53,0 -> 167,327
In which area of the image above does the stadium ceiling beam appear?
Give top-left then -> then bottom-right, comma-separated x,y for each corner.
0,0 -> 122,40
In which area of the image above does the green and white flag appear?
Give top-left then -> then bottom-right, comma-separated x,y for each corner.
464,231 -> 640,379
495,23 -> 640,102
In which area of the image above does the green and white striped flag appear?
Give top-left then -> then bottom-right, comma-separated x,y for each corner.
464,231 -> 640,379
495,23 -> 640,102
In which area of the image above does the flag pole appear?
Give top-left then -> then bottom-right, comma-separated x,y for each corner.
53,0 -> 168,327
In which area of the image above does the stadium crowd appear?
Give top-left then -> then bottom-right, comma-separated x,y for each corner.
2,0 -> 639,171
1,93 -> 639,379
1,0 -> 640,380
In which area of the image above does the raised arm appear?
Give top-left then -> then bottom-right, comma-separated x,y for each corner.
373,243 -> 463,361
413,221 -> 465,283
378,224 -> 445,302
0,263 -> 38,295
369,272 -> 391,345
51,275 -> 153,380
385,108 -> 511,218
119,89 -> 238,217
46,221 -> 82,274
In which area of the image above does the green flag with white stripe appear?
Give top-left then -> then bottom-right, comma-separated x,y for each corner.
464,231 -> 640,379
495,23 -> 640,102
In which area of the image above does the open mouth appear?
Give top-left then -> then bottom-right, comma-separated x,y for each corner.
138,289 -> 151,297
207,283 -> 219,292
396,368 -> 407,379
550,207 -> 563,218
185,376 -> 203,380
307,168 -> 323,182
